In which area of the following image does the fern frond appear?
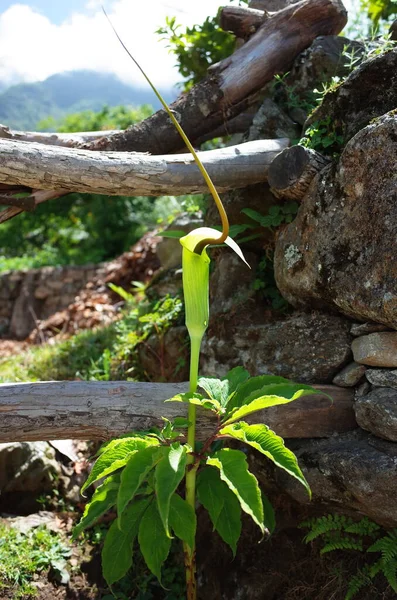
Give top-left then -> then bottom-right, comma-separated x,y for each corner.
368,531 -> 397,561
382,556 -> 397,592
345,517 -> 381,537
301,514 -> 354,543
320,537 -> 363,555
345,567 -> 372,600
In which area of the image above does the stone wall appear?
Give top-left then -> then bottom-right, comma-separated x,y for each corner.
0,264 -> 100,339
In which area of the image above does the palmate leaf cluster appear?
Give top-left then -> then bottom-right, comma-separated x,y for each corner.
301,514 -> 397,598
74,368 -> 317,586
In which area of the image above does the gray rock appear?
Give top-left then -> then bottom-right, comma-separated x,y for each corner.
0,442 -> 61,494
305,48 -> 397,143
351,322 -> 391,336
366,368 -> 397,389
275,112 -> 397,329
332,361 -> 366,387
156,213 -> 204,269
355,380 -> 371,398
267,431 -> 397,527
247,98 -> 300,142
352,333 -> 397,367
355,387 -> 397,442
202,310 -> 352,383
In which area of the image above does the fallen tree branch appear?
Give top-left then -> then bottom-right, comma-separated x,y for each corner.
0,138 -> 289,197
268,145 -> 331,201
0,381 -> 356,442
0,123 -> 120,148
220,5 -> 269,39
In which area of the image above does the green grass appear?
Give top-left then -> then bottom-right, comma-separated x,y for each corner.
0,523 -> 71,599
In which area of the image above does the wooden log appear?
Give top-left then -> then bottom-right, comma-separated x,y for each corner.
0,138 -> 288,197
0,124 -> 120,148
268,145 -> 330,201
0,382 -> 356,443
220,6 -> 268,40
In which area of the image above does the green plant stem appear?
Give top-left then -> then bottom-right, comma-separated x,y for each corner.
183,333 -> 202,600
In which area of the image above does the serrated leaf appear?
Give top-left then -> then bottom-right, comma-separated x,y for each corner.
73,475 -> 120,539
102,497 -> 149,586
207,448 -> 264,533
224,383 -> 319,425
82,436 -> 159,495
169,493 -> 196,550
155,443 -> 187,536
197,466 -> 241,555
165,391 -> 220,412
220,422 -> 310,496
227,375 -> 293,411
117,446 -> 165,522
138,500 -> 171,583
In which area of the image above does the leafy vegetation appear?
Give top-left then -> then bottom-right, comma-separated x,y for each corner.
0,522 -> 71,598
0,294 -> 184,383
156,0 -> 249,90
74,368 -> 316,595
300,514 -> 397,599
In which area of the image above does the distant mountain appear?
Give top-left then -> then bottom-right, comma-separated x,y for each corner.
0,70 -> 175,130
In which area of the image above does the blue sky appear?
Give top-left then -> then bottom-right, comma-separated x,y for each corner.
0,0 -> 86,24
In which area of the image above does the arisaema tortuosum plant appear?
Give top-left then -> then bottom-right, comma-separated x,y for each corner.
74,10 -> 322,600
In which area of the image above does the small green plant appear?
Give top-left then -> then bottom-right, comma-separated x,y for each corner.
74,12 -> 319,600
300,514 -> 397,599
0,523 -> 71,598
300,116 -> 345,154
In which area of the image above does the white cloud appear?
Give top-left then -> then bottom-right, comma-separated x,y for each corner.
0,0 -> 226,89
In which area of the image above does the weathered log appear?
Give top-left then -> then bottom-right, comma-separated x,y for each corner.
89,0 -> 346,155
268,145 -> 330,201
220,6 -> 268,39
0,123 -> 119,148
0,381 -> 356,443
0,138 -> 288,198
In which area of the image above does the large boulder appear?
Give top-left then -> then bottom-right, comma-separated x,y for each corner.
275,112 -> 397,328
265,431 -> 397,528
202,309 -> 352,383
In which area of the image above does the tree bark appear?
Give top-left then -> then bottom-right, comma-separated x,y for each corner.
220,6 -> 268,40
0,138 -> 288,197
0,381 -> 356,442
0,123 -> 119,148
268,145 -> 331,201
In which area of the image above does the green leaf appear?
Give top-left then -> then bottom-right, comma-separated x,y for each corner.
82,436 -> 159,495
73,475 -> 120,539
220,422 -> 310,496
224,367 -> 250,398
155,443 -> 187,536
197,466 -> 241,555
169,493 -> 196,550
117,446 -> 165,522
207,448 -> 264,533
197,466 -> 225,526
262,493 -> 276,534
224,383 -> 319,425
165,391 -> 221,412
227,375 -> 294,411
102,497 -> 149,586
138,500 -> 171,583
159,230 -> 186,239
198,376 -> 229,406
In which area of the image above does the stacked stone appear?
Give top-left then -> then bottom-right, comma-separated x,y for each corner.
332,324 -> 397,443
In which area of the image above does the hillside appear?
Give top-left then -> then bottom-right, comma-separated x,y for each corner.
0,70 -> 174,130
